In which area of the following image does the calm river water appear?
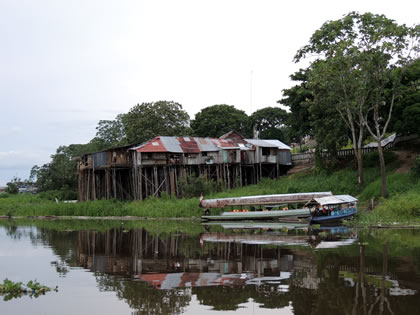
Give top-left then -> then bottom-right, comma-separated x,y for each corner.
0,219 -> 419,315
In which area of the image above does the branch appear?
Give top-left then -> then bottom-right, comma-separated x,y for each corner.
382,93 -> 395,138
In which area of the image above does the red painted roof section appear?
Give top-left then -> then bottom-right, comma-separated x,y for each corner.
136,137 -> 168,153
218,139 -> 237,148
136,136 -> 242,153
177,136 -> 200,153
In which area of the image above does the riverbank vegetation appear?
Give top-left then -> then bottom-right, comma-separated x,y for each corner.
1,150 -> 418,225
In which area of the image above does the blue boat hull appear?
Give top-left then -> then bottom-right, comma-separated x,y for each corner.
310,208 -> 357,223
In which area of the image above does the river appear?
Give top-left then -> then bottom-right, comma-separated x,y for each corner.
0,219 -> 419,314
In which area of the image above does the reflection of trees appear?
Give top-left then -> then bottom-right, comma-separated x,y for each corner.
95,273 -> 191,315
194,284 -> 291,311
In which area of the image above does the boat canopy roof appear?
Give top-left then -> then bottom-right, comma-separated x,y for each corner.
313,195 -> 358,206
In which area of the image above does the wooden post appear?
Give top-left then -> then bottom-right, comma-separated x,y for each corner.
93,170 -> 97,200
227,165 -> 231,189
165,166 -> 170,194
170,167 -> 175,196
87,169 -> 90,201
145,168 -> 149,198
239,165 -> 243,187
139,167 -> 143,201
153,166 -> 158,196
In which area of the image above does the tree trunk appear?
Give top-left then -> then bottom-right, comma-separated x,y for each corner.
377,141 -> 388,198
355,148 -> 364,187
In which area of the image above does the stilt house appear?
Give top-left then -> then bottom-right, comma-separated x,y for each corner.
77,132 -> 291,201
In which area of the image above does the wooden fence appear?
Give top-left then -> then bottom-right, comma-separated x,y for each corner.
291,134 -> 418,162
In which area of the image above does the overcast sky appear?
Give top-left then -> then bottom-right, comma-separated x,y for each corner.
0,0 -> 418,186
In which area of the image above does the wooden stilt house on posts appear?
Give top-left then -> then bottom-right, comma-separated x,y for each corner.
78,145 -> 134,201
77,132 -> 292,201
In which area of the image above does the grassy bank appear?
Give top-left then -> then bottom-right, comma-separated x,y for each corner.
0,166 -> 378,218
0,152 -> 418,224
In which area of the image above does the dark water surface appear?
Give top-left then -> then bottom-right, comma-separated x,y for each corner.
0,219 -> 419,315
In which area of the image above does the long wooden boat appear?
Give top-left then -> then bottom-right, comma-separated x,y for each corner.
200,192 -> 332,221
307,195 -> 358,223
200,192 -> 333,209
201,209 -> 310,221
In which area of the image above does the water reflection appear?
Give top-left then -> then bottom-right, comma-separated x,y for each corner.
1,220 -> 420,315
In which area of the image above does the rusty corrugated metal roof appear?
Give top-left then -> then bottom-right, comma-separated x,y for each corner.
135,137 -> 168,153
194,137 -> 219,152
160,136 -> 183,153
178,136 -> 200,153
134,135 -> 289,153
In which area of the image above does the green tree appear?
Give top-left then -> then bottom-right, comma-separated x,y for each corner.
295,12 -> 419,195
31,144 -> 95,194
5,177 -> 19,194
391,59 -> 420,135
279,69 -> 313,144
191,104 -> 250,138
122,101 -> 191,144
94,114 -> 127,148
281,67 -> 348,167
250,107 -> 289,141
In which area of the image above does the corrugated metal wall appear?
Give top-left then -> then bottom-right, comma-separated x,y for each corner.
279,151 -> 292,165
92,152 -> 108,168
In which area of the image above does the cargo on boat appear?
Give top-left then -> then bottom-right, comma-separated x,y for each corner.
306,195 -> 358,223
199,192 -> 333,209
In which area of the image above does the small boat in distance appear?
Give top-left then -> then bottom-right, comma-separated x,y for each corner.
200,192 -> 333,221
306,195 -> 358,223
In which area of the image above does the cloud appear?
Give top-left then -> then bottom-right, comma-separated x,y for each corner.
0,149 -> 50,168
0,126 -> 23,137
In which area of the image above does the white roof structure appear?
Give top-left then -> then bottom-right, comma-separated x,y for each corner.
314,195 -> 358,206
245,139 -> 291,150
364,133 -> 396,148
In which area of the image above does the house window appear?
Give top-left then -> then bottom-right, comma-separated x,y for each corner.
201,152 -> 208,157
262,147 -> 270,156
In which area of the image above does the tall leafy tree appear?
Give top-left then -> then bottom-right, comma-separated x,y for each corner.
250,107 -> 289,141
94,113 -> 127,148
31,144 -> 99,193
391,59 -> 420,136
122,101 -> 191,144
294,12 -> 419,195
279,69 -> 313,144
191,104 -> 250,138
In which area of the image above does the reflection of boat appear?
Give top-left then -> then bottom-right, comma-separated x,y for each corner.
200,232 -> 310,247
315,238 -> 357,249
203,221 -> 309,230
200,192 -> 333,221
307,195 -> 358,223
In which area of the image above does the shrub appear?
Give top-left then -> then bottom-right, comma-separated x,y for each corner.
0,193 -> 10,199
5,183 -> 18,194
39,190 -> 78,201
178,175 -> 217,198
411,155 -> 420,180
363,150 -> 397,168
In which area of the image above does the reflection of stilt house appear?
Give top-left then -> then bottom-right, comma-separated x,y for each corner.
77,132 -> 291,201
